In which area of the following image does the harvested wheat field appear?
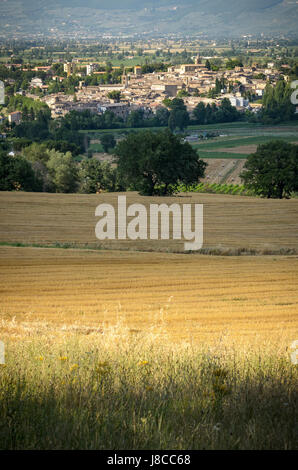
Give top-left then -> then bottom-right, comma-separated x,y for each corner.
0,245 -> 297,348
0,191 -> 298,253
1,190 -> 298,346
1,192 -> 298,450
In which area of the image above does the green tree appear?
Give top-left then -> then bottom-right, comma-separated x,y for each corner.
204,104 -> 213,124
100,133 -> 116,153
79,159 -> 120,193
79,159 -> 104,193
216,98 -> 239,122
166,98 -> 186,111
46,149 -> 78,193
165,98 -> 189,132
169,108 -> 189,131
207,88 -> 218,99
177,89 -> 189,98
168,113 -> 176,132
20,142 -> 53,191
0,151 -> 41,191
21,142 -> 49,163
126,110 -> 144,128
241,140 -> 298,199
22,105 -> 29,121
155,107 -> 170,126
261,80 -> 295,123
116,129 -> 206,196
107,90 -> 122,102
193,102 -> 206,125
226,58 -> 243,70
162,98 -> 172,108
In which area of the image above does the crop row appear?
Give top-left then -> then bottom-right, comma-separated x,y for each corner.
177,182 -> 255,196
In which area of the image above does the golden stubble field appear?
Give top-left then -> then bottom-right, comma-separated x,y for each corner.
0,191 -> 298,252
0,245 -> 297,348
0,191 -> 297,348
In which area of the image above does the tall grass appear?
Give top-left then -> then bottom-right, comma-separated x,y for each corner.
0,327 -> 297,450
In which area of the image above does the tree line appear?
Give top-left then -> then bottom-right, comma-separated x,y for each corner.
0,131 -> 205,196
1,131 -> 297,199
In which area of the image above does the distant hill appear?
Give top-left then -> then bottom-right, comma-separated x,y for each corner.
1,0 -> 297,37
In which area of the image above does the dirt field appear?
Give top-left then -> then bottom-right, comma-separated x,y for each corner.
205,145 -> 257,154
1,245 -> 297,347
1,191 -> 297,252
202,158 -> 246,184
1,191 -> 297,347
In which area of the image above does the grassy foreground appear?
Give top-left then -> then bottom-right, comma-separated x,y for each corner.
0,328 -> 297,450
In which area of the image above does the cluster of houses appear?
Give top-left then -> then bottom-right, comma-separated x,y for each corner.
1,57 -> 288,124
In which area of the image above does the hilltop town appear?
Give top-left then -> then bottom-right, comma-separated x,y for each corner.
2,54 -> 287,124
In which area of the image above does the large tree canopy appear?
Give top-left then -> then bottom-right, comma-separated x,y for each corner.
115,129 -> 206,195
79,159 -> 120,193
241,140 -> 298,199
193,98 -> 240,125
46,149 -> 79,194
0,151 -> 42,192
164,98 -> 190,132
100,133 -> 116,153
261,80 -> 296,124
